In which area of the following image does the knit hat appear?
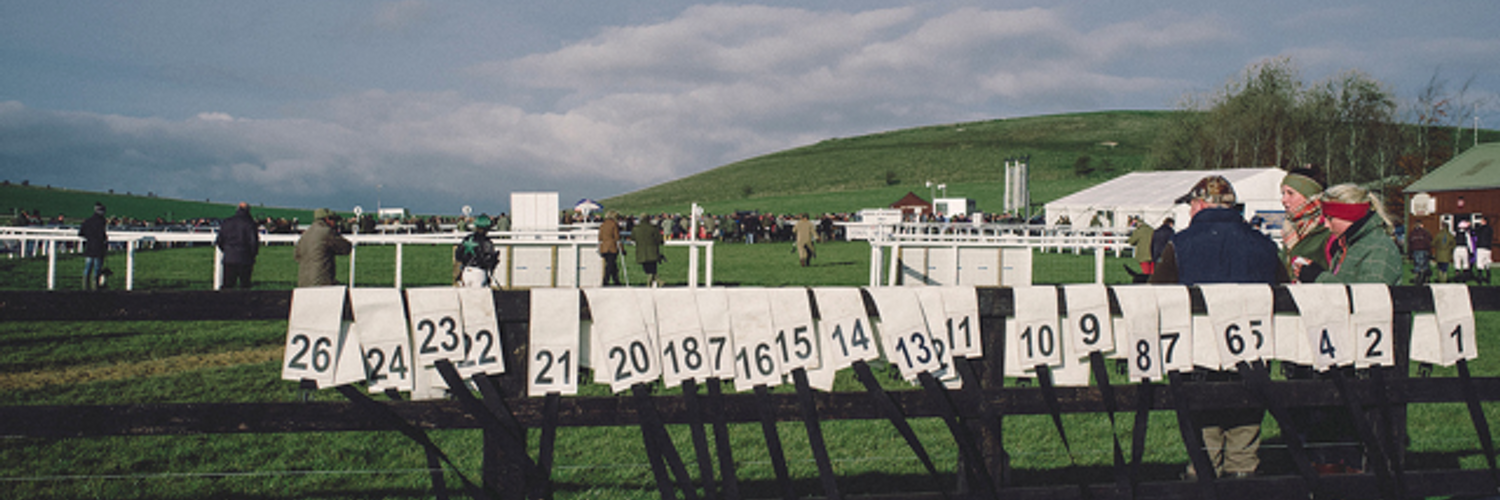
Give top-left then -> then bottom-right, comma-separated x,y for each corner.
1174,175 -> 1237,205
1281,172 -> 1323,199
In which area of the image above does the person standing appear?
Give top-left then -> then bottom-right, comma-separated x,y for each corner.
1280,169 -> 1331,280
454,215 -> 499,288
78,202 -> 108,291
1126,216 -> 1155,275
215,202 -> 261,289
1152,176 -> 1286,479
1432,222 -> 1458,283
793,213 -> 817,267
1151,217 -> 1174,266
633,215 -> 665,287
294,208 -> 353,287
1408,221 -> 1433,285
1475,215 -> 1494,285
598,211 -> 623,286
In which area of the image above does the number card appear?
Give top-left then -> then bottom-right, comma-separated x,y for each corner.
728,288 -> 782,389
583,288 -> 661,393
655,288 -> 711,388
1154,286 -> 1193,373
813,288 -> 879,369
406,287 -> 464,375
940,286 -> 982,359
1012,286 -> 1063,369
866,287 -> 941,380
1409,313 -> 1443,365
1200,285 -> 1272,366
350,288 -> 413,393
694,288 -> 736,379
1191,315 -> 1219,371
1288,284 -> 1353,371
914,288 -> 959,387
1273,313 -> 1311,365
458,288 -> 505,377
1349,284 -> 1393,368
1062,285 -> 1113,356
283,286 -> 357,388
1433,284 -> 1477,366
529,289 -> 580,396
1111,286 -> 1162,381
769,288 -> 820,373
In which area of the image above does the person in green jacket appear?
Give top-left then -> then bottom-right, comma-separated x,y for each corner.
1281,168 -> 1331,280
294,208 -> 353,287
1432,223 -> 1458,283
1300,183 -> 1402,285
632,215 -> 665,287
1125,216 -> 1154,275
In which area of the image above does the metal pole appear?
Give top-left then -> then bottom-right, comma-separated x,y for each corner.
395,242 -> 404,289
46,240 -> 56,290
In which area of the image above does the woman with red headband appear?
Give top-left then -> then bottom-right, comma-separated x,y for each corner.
1297,183 -> 1402,285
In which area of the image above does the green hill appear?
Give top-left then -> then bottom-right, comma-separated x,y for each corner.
604,110 -> 1176,215
1,183 -> 318,224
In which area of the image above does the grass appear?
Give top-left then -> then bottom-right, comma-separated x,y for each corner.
2,239 -> 1498,499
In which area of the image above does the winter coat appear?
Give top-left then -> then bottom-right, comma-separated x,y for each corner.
1315,214 -> 1402,286
215,207 -> 260,265
633,221 -> 664,264
1149,207 -> 1282,286
1433,228 -> 1457,264
294,220 -> 352,286
78,214 -> 108,259
1126,223 -> 1153,263
598,218 -> 622,255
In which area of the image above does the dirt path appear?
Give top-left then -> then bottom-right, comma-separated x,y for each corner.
0,346 -> 283,390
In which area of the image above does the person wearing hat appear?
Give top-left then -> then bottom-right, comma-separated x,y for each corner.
454,214 -> 499,288
632,215 -> 665,286
598,211 -> 624,286
1152,175 -> 1286,479
1280,168 -> 1331,281
794,213 -> 817,267
78,202 -> 109,290
294,208 -> 353,287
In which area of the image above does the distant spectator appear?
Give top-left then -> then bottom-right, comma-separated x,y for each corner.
294,208 -> 352,287
598,211 -> 624,286
794,213 -> 817,267
79,202 -> 108,290
1125,216 -> 1154,275
215,202 -> 261,289
633,215 -> 665,287
1408,221 -> 1433,285
1151,218 -> 1174,264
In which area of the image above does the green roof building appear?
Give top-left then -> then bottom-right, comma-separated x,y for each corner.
1403,142 -> 1500,235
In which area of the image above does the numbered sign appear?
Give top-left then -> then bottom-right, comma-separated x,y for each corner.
1409,313 -> 1443,365
1012,286 -> 1063,369
655,289 -> 711,388
768,288 -> 820,373
1062,285 -> 1114,356
1349,284 -> 1394,368
1288,284 -> 1353,371
1111,286 -> 1162,381
457,288 -> 505,377
694,288 -> 737,379
940,286 -> 982,359
283,286 -> 356,388
728,288 -> 782,389
914,288 -> 959,387
583,288 -> 661,393
1273,313 -> 1311,365
529,289 -> 580,396
813,288 -> 879,369
1200,285 -> 1272,366
350,288 -> 414,393
1154,286 -> 1193,373
1433,284 -> 1478,366
406,288 -> 465,375
866,287 -> 941,380
1191,315 -> 1220,371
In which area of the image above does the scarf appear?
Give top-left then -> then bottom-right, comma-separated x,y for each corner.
1283,197 -> 1323,250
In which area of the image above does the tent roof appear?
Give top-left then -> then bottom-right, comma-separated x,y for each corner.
890,191 -> 931,209
1404,143 -> 1500,193
1047,168 -> 1286,211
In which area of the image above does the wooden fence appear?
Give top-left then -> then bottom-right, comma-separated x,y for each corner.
2,287 -> 1499,500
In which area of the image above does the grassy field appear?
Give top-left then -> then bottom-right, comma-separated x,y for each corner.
1,240 -> 1499,499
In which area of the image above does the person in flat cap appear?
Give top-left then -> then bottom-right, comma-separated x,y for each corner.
1280,168 -> 1331,281
294,208 -> 352,287
1152,174 -> 1287,479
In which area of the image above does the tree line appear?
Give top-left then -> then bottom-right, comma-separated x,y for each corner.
1147,56 -> 1490,194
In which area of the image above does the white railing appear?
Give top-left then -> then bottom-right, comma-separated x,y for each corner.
0,227 -> 714,290
861,223 -> 1134,286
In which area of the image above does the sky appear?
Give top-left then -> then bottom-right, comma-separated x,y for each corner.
2,1 -> 1498,216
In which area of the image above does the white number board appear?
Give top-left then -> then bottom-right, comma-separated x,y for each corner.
1200,284 -> 1272,366
1433,284 -> 1477,365
655,288 -> 711,388
1111,286 -> 1162,381
1012,286 -> 1062,369
1153,286 -> 1193,373
866,287 -> 942,380
694,288 -> 737,379
728,288 -> 782,389
1288,284 -> 1353,370
528,289 -> 580,396
1349,284 -> 1394,368
283,286 -> 357,388
1062,284 -> 1114,356
583,288 -> 661,393
940,286 -> 982,359
768,288 -> 820,373
457,288 -> 505,377
914,288 -> 959,387
350,288 -> 413,393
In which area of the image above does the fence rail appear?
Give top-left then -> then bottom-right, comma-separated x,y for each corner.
2,286 -> 1498,500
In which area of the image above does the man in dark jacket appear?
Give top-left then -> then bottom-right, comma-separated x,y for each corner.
1407,221 -> 1433,285
78,202 -> 108,290
215,202 -> 261,289
1151,217 -> 1175,265
1151,176 -> 1286,479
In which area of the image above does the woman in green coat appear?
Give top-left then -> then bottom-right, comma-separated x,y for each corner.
1302,183 -> 1402,285
632,216 -> 665,287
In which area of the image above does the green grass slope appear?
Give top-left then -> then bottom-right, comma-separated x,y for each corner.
1,183 -> 319,223
605,110 -> 1174,215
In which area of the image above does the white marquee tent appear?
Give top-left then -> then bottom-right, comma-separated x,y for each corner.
1044,168 -> 1288,229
